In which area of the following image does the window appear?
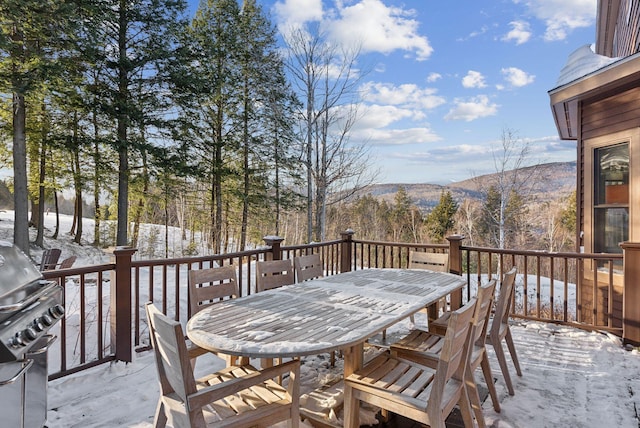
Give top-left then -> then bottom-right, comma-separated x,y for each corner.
594,143 -> 629,268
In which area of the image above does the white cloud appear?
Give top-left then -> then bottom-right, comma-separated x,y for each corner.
274,0 -> 323,28
520,0 -> 597,41
426,72 -> 442,83
502,20 -> 532,45
457,25 -> 490,42
462,70 -> 487,89
444,95 -> 498,121
355,104 -> 421,129
501,67 -> 535,87
325,0 -> 433,60
360,82 -> 446,110
359,127 -> 442,146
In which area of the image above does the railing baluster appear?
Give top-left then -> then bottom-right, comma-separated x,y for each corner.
523,255 -> 528,316
80,274 -> 86,365
550,256 -> 555,321
564,258 -> 569,322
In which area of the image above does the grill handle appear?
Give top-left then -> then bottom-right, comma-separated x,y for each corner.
27,334 -> 57,355
0,359 -> 34,386
0,284 -> 53,313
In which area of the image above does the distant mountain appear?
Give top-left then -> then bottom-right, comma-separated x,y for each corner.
357,161 -> 576,211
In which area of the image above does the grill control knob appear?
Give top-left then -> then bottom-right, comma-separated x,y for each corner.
40,314 -> 53,327
10,328 -> 38,348
49,305 -> 65,319
9,334 -> 24,348
23,327 -> 38,342
32,318 -> 45,332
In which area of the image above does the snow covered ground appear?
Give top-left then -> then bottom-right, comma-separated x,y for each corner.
1,211 -> 638,427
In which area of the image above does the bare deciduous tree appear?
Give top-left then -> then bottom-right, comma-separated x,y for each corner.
284,26 -> 377,241
475,127 -> 542,249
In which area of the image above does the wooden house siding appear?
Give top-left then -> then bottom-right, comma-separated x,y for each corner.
582,85 -> 640,140
613,0 -> 640,56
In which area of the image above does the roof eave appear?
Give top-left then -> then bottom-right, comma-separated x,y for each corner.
549,52 -> 640,140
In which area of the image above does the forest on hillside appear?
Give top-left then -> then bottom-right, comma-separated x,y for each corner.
1,1 -> 576,256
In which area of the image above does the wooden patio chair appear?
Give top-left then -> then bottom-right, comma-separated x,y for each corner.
408,251 -> 449,272
343,298 -> 477,428
255,259 -> 296,372
432,268 -> 522,395
39,248 -> 61,271
293,253 -> 339,366
188,265 -> 247,366
390,279 -> 500,426
189,265 -> 239,315
294,253 -> 323,282
58,256 -> 77,269
392,251 -> 451,337
256,259 -> 295,292
145,302 -> 300,428
486,267 -> 522,396
410,251 -> 450,320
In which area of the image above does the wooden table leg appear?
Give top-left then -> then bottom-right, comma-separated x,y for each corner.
343,342 -> 363,428
450,288 -> 462,310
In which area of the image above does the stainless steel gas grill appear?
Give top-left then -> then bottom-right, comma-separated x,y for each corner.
0,243 -> 64,428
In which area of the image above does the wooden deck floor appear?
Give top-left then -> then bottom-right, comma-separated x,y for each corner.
362,383 -> 488,428
362,410 -> 465,428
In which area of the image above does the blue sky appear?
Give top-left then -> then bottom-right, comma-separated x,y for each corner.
187,0 -> 597,184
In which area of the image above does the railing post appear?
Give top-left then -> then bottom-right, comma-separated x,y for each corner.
111,246 -> 137,362
447,235 -> 465,309
263,236 -> 284,260
340,229 -> 355,273
446,235 -> 464,275
620,242 -> 640,345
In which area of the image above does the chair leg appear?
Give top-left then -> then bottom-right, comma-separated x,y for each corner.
343,383 -> 358,428
492,338 -> 515,395
465,366 -> 486,428
153,399 -> 167,428
505,328 -> 522,376
480,353 -> 501,412
457,384 -> 475,428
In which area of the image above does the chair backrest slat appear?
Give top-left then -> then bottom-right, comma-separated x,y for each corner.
472,279 -> 498,346
146,303 -> 198,403
294,253 -> 323,282
436,297 -> 476,385
408,251 -> 449,272
58,256 -> 77,270
256,259 -> 295,292
491,267 -> 517,338
188,266 -> 239,315
40,248 -> 62,271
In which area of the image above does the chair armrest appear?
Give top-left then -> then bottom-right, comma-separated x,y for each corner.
188,359 -> 300,410
391,348 -> 439,369
187,344 -> 209,360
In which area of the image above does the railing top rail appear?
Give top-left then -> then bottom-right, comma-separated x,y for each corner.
41,263 -> 114,280
461,245 -> 623,260
352,239 -> 448,249
281,239 -> 342,251
130,248 -> 268,267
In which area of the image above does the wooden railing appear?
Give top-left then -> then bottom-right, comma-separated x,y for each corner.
41,232 -> 637,380
459,246 -> 624,333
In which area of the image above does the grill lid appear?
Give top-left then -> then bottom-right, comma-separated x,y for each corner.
0,242 -> 51,320
0,242 -> 64,361
0,241 -> 42,300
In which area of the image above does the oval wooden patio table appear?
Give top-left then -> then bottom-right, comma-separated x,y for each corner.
186,268 -> 466,428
